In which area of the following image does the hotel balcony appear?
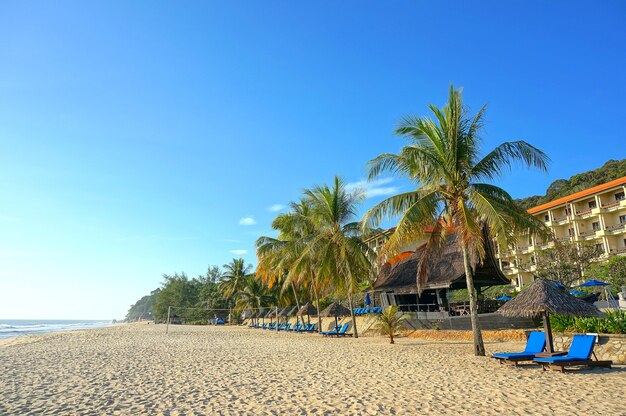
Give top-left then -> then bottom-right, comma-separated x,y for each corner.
609,247 -> 626,256
502,267 -> 518,275
578,230 -> 597,239
605,223 -> 626,234
552,216 -> 568,225
601,199 -> 626,212
573,209 -> 598,220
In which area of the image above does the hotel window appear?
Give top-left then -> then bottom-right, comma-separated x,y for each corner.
544,214 -> 550,221
588,200 -> 597,209
620,215 -> 626,224
616,192 -> 625,201
592,222 -> 600,231
596,243 -> 605,252
568,228 -> 574,236
565,208 -> 572,216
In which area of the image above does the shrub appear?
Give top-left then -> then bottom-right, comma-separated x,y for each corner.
550,310 -> 626,334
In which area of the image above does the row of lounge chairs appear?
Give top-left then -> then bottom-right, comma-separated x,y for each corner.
251,321 -> 317,333
321,323 -> 351,337
491,332 -> 612,373
353,307 -> 383,315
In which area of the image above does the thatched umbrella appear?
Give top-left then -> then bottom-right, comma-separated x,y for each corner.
320,302 -> 352,329
257,308 -> 268,323
498,279 -> 604,353
297,302 -> 318,325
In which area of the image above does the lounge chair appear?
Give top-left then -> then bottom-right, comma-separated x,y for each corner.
533,334 -> 612,372
299,323 -> 316,333
491,331 -> 546,366
321,324 -> 347,337
279,323 -> 291,331
296,323 -> 311,333
267,322 -> 276,330
260,323 -> 268,329
335,323 -> 351,337
289,323 -> 302,332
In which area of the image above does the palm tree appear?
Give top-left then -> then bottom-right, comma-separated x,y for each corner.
235,274 -> 274,322
257,200 -> 319,329
364,86 -> 549,355
297,176 -> 374,338
219,258 -> 253,302
376,306 -> 405,344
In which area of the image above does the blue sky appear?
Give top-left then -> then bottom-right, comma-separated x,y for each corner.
1,1 -> 625,319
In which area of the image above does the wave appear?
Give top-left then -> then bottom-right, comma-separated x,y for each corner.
0,320 -> 112,339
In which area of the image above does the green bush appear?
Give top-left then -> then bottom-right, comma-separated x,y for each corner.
550,310 -> 626,334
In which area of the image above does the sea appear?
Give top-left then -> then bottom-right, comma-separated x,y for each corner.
0,319 -> 112,340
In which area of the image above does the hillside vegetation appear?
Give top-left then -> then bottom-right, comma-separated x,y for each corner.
516,159 -> 626,210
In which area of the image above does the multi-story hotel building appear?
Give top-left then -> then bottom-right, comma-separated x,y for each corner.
366,176 -> 626,291
498,176 -> 626,289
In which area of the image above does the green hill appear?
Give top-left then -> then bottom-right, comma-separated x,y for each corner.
516,159 -> 626,210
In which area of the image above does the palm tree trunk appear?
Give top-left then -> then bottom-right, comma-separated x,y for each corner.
461,243 -> 485,356
347,292 -> 358,338
390,333 -> 394,344
291,283 -> 301,325
312,278 -> 322,333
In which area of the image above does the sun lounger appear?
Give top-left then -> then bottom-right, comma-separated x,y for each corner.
289,323 -> 302,332
491,331 -> 546,366
299,323 -> 316,333
533,334 -> 612,372
260,323 -> 268,329
279,323 -> 291,331
321,324 -> 347,337
267,322 -> 276,330
335,323 -> 351,337
296,323 -> 311,333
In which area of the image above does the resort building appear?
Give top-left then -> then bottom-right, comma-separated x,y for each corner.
498,176 -> 626,289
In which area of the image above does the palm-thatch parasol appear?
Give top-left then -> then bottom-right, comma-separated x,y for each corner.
297,302 -> 318,325
498,279 -> 604,353
320,302 -> 352,329
257,308 -> 268,323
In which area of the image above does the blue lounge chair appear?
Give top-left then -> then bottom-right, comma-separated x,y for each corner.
533,334 -> 612,372
296,323 -> 311,333
353,308 -> 361,315
335,323 -> 351,337
289,323 -> 301,332
260,323 -> 268,329
491,331 -> 546,366
322,323 -> 349,337
321,325 -> 341,336
279,323 -> 291,331
299,323 -> 316,333
267,322 -> 276,330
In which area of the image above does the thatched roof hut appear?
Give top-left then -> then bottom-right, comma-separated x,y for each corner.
374,234 -> 508,294
279,306 -> 298,317
320,302 -> 351,318
498,279 -> 603,318
297,302 -> 318,317
497,279 -> 603,352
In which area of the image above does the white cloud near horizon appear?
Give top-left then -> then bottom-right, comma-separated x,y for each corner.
267,204 -> 285,212
229,249 -> 248,255
238,216 -> 257,226
346,177 -> 400,199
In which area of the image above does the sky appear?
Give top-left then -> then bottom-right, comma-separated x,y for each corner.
1,1 -> 625,320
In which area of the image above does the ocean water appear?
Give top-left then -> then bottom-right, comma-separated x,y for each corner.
0,319 -> 112,340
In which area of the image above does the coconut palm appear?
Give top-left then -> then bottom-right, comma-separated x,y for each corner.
364,85 -> 549,355
234,274 -> 274,314
295,176 -> 375,338
257,200 -> 321,329
218,258 -> 253,301
376,306 -> 405,344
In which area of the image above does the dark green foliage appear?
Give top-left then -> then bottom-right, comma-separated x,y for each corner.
533,241 -> 603,287
587,256 -> 626,294
125,289 -> 160,321
550,310 -> 626,334
516,159 -> 626,209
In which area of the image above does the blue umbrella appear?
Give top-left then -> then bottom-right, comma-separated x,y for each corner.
365,293 -> 372,306
497,295 -> 512,301
552,282 -> 565,289
578,279 -> 610,287
569,289 -> 585,296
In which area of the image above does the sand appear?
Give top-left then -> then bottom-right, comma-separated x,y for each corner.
1,324 -> 624,415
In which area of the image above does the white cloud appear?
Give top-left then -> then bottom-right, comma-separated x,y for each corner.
268,204 -> 285,212
346,177 -> 400,199
238,216 -> 257,226
229,249 -> 248,255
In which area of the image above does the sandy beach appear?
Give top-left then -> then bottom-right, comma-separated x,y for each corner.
1,324 -> 624,415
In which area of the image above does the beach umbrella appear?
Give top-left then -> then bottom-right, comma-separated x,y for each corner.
257,308 -> 268,323
320,302 -> 351,329
552,281 -> 566,289
569,289 -> 586,296
365,293 -> 372,306
578,279 -> 610,287
297,302 -> 318,325
498,279 -> 603,353
497,295 -> 512,301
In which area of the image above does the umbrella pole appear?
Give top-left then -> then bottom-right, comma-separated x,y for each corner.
542,311 -> 554,353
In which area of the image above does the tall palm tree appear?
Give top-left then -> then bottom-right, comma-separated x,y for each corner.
257,200 -> 319,329
218,258 -> 253,302
364,86 -> 549,355
297,176 -> 374,338
235,274 -> 274,319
